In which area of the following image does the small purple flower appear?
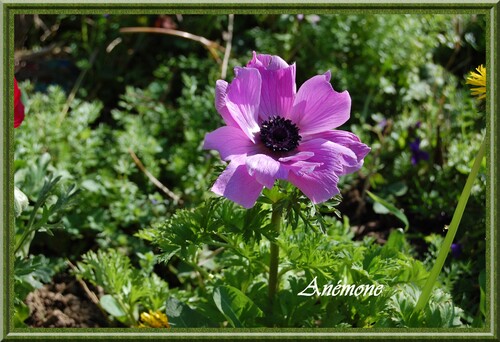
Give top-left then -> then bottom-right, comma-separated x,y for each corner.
451,243 -> 462,258
409,138 -> 429,165
203,52 -> 370,208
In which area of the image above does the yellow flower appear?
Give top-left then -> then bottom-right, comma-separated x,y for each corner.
138,310 -> 171,328
466,64 -> 486,100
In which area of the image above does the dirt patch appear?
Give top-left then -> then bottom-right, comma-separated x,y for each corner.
25,273 -> 108,328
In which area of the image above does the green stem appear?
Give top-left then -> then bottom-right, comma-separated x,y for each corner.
183,257 -> 210,291
414,136 -> 486,314
14,200 -> 45,255
268,204 -> 283,308
115,294 -> 136,326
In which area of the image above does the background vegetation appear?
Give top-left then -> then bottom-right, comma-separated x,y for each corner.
13,13 -> 486,328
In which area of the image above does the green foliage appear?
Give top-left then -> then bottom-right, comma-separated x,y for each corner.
144,198 -> 464,328
165,297 -> 215,328
378,284 -> 463,328
13,163 -> 78,327
72,249 -> 170,326
213,285 -> 263,327
14,255 -> 56,307
14,84 -> 165,254
15,175 -> 79,257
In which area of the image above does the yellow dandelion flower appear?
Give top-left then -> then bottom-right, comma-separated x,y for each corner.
138,310 -> 171,328
466,64 -> 486,100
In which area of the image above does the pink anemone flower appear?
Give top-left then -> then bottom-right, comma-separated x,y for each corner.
204,52 -> 370,208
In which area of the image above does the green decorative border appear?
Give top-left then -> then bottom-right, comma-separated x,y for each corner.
1,1 -> 498,340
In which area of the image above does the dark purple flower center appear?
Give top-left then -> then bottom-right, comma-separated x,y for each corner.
260,116 -> 301,152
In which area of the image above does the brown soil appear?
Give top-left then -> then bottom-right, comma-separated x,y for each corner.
25,273 -> 108,328
339,182 -> 394,244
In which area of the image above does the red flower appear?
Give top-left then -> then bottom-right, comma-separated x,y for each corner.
14,78 -> 25,128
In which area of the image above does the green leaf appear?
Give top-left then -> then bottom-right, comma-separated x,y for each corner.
14,255 -> 54,290
373,201 -> 390,214
100,294 -> 126,318
366,190 -> 409,229
74,249 -> 134,295
156,244 -> 181,264
384,228 -> 407,252
213,285 -> 263,328
165,297 -> 215,328
14,302 -> 30,328
81,179 -> 101,193
262,186 -> 285,203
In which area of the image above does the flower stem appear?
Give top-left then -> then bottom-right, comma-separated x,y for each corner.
413,136 -> 486,314
268,204 -> 283,309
